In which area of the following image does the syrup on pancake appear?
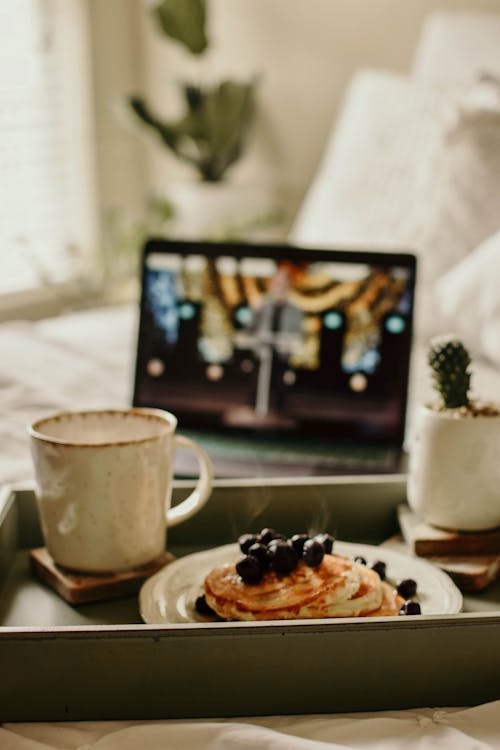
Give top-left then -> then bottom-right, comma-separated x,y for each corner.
362,582 -> 405,617
205,554 -> 362,620
204,553 -> 406,621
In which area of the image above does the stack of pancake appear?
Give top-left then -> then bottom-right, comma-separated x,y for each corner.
204,553 -> 404,621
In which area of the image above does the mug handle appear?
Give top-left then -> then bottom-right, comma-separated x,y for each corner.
165,434 -> 213,528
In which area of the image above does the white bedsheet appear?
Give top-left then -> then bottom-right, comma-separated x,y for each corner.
0,304 -> 135,486
3,700 -> 500,749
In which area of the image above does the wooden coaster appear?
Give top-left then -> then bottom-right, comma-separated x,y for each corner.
382,535 -> 500,591
30,548 -> 174,605
398,504 -> 500,557
423,554 -> 500,592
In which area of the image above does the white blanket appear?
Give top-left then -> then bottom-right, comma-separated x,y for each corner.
0,304 -> 135,486
3,700 -> 500,749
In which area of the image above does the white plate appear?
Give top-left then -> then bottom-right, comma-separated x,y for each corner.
139,541 -> 463,624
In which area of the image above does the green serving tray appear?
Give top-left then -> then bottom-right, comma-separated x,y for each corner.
1,477 -> 500,721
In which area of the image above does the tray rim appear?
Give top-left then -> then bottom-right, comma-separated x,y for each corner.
3,608 -> 500,637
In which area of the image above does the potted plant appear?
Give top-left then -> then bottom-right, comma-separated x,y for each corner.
407,335 -> 500,531
125,0 -> 273,239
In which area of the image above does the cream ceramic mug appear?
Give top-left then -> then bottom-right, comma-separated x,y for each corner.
29,408 -> 213,573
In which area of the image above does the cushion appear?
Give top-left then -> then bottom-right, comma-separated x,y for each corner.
290,69 -> 500,339
290,70 -> 462,336
416,72 -> 500,290
413,11 -> 500,86
290,69 -> 455,254
434,228 -> 500,370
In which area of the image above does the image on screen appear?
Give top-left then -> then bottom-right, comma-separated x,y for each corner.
134,246 -> 415,442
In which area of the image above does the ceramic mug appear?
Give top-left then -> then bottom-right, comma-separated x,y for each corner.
29,408 -> 213,573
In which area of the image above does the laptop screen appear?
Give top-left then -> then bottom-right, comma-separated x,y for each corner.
133,240 -> 416,451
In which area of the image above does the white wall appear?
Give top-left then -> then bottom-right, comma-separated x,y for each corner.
88,0 -> 147,219
104,0 -> 500,223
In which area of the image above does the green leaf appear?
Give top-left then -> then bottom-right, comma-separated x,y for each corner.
152,0 -> 208,55
171,79 -> 258,180
128,78 -> 258,181
128,96 -> 184,153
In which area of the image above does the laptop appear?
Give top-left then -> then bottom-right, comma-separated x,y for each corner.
133,239 -> 417,478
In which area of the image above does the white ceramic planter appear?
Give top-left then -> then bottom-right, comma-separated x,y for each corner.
165,180 -> 284,241
407,404 -> 500,531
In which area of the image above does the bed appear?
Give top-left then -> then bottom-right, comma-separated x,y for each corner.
1,10 -> 500,747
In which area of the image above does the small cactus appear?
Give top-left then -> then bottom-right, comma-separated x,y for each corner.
428,336 -> 472,409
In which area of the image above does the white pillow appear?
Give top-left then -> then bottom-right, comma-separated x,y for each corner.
417,73 -> 500,287
291,69 -> 500,341
434,228 -> 500,368
289,69 -> 463,337
413,11 -> 500,86
290,69 -> 455,253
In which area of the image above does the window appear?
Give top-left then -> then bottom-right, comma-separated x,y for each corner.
0,0 -> 97,305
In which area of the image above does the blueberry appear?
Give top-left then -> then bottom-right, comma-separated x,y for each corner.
272,533 -> 288,543
267,540 -> 299,574
236,555 -> 263,584
238,533 -> 259,554
258,527 -> 283,545
397,578 -> 418,599
399,600 -> 421,616
195,594 -> 216,617
354,556 -> 367,565
314,533 -> 335,554
370,560 -> 386,580
248,542 -> 270,568
290,533 -> 310,556
302,539 -> 325,567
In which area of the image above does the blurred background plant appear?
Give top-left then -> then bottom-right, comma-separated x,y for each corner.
99,192 -> 176,299
28,0 -> 283,312
127,0 -> 258,183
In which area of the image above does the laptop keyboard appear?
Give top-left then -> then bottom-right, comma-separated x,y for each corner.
183,430 -> 401,474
